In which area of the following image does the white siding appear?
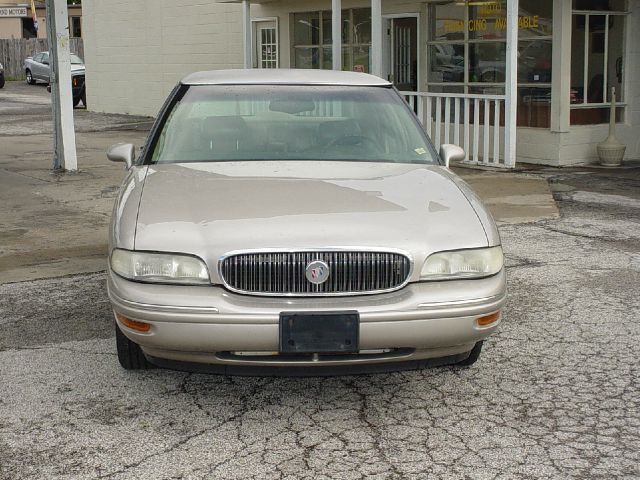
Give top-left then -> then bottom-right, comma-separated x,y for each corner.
83,0 -> 243,116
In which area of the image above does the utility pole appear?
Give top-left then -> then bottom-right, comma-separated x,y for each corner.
45,0 -> 77,171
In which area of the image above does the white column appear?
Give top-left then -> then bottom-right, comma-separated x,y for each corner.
332,0 -> 342,70
371,0 -> 382,77
242,0 -> 252,68
46,0 -> 77,171
504,0 -> 519,168
551,0 -> 571,133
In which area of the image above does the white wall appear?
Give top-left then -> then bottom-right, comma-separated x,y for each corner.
0,17 -> 22,39
83,0 -> 243,116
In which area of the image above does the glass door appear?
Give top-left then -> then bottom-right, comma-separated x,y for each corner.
254,20 -> 278,69
387,17 -> 418,91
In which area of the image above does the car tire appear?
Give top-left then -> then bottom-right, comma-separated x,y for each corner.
115,323 -> 153,370
26,69 -> 35,85
456,341 -> 483,367
0,76 -> 4,89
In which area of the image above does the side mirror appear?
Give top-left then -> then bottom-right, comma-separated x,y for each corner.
43,60 -> 49,65
107,143 -> 135,169
439,144 -> 465,168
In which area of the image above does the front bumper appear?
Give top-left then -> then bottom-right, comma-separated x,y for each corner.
108,268 -> 506,369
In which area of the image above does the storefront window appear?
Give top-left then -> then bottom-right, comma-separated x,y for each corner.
293,12 -> 320,46
292,9 -> 371,73
430,2 -> 465,42
570,2 -> 627,125
70,16 -> 82,38
427,44 -> 464,83
427,0 -> 553,128
469,42 -> 506,83
294,47 -> 320,70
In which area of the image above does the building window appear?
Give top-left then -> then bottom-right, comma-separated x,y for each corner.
69,16 -> 81,38
292,9 -> 371,72
427,0 -> 553,128
570,1 -> 627,125
22,18 -> 38,39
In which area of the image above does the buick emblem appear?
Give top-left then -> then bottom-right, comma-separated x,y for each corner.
305,260 -> 330,285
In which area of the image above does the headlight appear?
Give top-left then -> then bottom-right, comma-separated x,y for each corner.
420,246 -> 503,280
110,249 -> 210,285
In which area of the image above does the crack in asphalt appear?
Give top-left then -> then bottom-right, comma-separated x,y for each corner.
1,170 -> 640,479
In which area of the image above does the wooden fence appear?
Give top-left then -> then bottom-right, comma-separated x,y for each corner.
0,38 -> 84,80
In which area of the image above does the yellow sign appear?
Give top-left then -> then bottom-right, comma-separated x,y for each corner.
479,3 -> 503,18
443,15 -> 540,33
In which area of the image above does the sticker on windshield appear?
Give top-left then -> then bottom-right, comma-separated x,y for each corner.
414,147 -> 427,155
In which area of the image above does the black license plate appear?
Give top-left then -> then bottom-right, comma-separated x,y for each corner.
279,311 -> 359,354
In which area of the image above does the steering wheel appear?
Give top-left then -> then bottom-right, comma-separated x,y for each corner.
328,135 -> 381,152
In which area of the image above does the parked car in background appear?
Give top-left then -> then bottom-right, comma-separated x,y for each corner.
46,71 -> 86,108
71,70 -> 86,107
33,51 -> 86,107
0,62 -> 5,88
24,51 -> 84,86
106,69 -> 506,375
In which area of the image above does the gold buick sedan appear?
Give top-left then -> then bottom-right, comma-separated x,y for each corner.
106,69 -> 506,375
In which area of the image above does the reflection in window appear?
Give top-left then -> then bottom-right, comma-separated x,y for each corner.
292,9 -> 371,73
426,0 -> 553,128
469,42 -> 506,83
518,40 -> 552,83
293,12 -> 320,46
428,44 -> 464,83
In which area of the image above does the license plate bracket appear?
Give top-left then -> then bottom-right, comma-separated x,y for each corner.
279,311 -> 359,354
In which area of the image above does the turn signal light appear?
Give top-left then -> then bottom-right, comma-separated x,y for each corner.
477,311 -> 501,327
116,313 -> 151,332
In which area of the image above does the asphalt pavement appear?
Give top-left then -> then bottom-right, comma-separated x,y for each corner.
1,82 -> 639,479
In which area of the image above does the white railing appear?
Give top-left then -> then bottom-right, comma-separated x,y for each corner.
401,92 -> 515,168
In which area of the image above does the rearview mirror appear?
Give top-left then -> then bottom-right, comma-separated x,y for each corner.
107,143 -> 135,169
269,99 -> 315,115
439,144 -> 465,168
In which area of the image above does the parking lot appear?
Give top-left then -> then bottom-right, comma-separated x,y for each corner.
1,83 -> 639,479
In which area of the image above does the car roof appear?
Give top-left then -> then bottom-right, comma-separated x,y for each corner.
181,69 -> 392,87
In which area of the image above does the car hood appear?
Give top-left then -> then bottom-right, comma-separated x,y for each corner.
134,162 -> 490,282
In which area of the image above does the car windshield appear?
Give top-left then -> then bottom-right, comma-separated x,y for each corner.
150,85 -> 439,165
70,54 -> 83,65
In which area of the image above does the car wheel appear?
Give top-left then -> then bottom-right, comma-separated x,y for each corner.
0,76 -> 5,89
26,69 -> 35,85
115,323 -> 153,370
456,341 -> 483,367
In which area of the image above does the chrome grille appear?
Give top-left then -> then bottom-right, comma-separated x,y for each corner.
219,251 -> 412,296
